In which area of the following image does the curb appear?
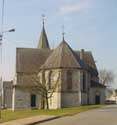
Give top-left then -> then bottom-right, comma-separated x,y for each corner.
26,116 -> 61,125
26,113 -> 81,125
26,109 -> 99,125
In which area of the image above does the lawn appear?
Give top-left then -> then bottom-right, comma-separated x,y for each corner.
0,105 -> 105,123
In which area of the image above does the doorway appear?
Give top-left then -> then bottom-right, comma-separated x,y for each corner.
31,94 -> 36,107
95,95 -> 100,104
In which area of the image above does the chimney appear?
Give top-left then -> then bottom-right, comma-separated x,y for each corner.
80,49 -> 84,60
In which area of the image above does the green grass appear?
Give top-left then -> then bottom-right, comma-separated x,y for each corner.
0,105 -> 105,123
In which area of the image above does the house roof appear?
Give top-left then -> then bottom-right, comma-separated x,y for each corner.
16,41 -> 99,87
75,51 -> 98,75
16,41 -> 98,74
16,48 -> 52,73
16,45 -> 98,73
91,80 -> 105,88
16,74 -> 39,87
76,51 -> 97,70
41,40 -> 83,69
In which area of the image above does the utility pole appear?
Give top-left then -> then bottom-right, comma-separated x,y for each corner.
0,0 -> 15,111
0,0 -> 5,112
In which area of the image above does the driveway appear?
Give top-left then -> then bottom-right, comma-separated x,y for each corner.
37,105 -> 117,125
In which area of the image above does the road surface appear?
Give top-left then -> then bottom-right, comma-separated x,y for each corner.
37,105 -> 117,125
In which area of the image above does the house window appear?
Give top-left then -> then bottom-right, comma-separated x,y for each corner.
83,72 -> 86,91
67,71 -> 72,90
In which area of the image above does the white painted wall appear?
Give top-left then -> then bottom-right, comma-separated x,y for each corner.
48,92 -> 61,109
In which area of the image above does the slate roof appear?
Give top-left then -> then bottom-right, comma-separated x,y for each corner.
76,51 -> 97,69
16,74 -> 39,87
41,41 -> 83,69
16,48 -> 52,73
16,45 -> 98,73
91,80 -> 105,88
16,39 -> 99,87
75,51 -> 98,75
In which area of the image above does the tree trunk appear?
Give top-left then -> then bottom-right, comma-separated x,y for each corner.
46,97 -> 49,110
45,94 -> 49,110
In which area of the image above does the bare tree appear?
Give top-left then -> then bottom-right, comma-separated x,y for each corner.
30,70 -> 60,110
99,69 -> 115,86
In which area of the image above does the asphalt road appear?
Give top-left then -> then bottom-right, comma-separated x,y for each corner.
37,105 -> 117,125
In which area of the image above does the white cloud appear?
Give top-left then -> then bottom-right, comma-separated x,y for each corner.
59,0 -> 92,15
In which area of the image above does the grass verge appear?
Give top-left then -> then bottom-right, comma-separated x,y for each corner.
0,105 -> 105,123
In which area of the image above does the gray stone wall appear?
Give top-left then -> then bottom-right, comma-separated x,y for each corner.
80,70 -> 90,105
61,92 -> 80,107
89,87 -> 106,104
4,89 -> 12,108
61,69 -> 81,108
80,70 -> 90,92
12,87 -> 41,111
39,69 -> 81,109
3,81 -> 13,108
81,93 -> 88,105
62,70 -> 81,91
12,68 -> 106,110
12,87 -> 30,110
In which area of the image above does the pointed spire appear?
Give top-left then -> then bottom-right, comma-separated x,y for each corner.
37,15 -> 50,49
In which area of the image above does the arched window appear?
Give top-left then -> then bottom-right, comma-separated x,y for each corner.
83,72 -> 86,91
67,71 -> 72,90
48,71 -> 52,89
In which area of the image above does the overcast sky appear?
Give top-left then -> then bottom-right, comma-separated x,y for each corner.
0,0 -> 117,88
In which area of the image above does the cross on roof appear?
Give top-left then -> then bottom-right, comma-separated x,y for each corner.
42,14 -> 45,26
62,25 -> 65,41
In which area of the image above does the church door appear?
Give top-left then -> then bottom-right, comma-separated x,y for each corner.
95,95 -> 100,104
31,94 -> 36,107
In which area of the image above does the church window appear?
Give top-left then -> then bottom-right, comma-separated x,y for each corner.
48,71 -> 52,89
83,72 -> 86,91
67,71 -> 72,90
42,71 -> 45,84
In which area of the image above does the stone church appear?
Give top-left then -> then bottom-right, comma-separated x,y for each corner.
2,20 -> 106,111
